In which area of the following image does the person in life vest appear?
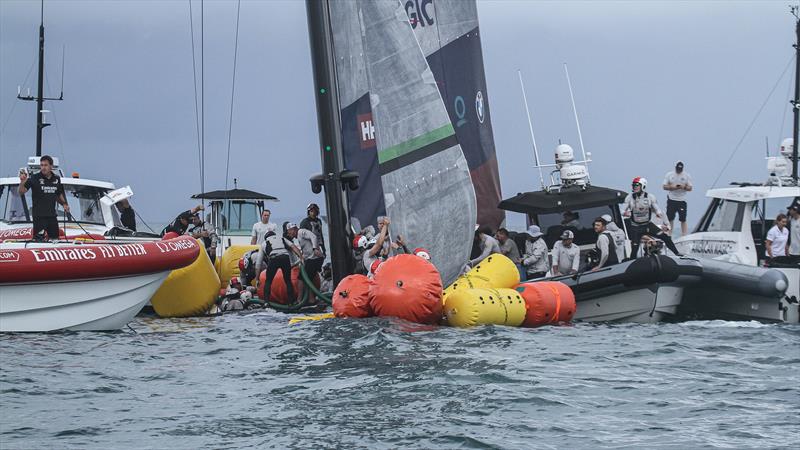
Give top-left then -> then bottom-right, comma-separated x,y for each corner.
238,249 -> 260,287
261,223 -> 304,303
521,225 -> 549,280
590,217 -> 619,271
295,221 -> 324,276
601,214 -> 627,261
17,155 -> 70,241
623,177 -> 666,257
187,213 -> 219,263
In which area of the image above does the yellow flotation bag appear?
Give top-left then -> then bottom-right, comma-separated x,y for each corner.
443,254 -> 520,303
150,242 -> 220,317
443,288 -> 527,327
219,245 -> 259,288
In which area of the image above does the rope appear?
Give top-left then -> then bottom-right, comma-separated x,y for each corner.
712,54 -> 795,188
133,209 -> 157,234
188,0 -> 203,194
224,0 -> 241,193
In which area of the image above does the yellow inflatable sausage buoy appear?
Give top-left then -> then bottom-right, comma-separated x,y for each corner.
443,288 -> 526,328
443,254 -> 520,303
219,245 -> 259,288
150,242 -> 220,317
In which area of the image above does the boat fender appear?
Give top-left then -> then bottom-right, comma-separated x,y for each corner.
150,242 -> 220,317
369,254 -> 443,324
443,288 -> 526,327
515,282 -> 576,327
332,274 -> 373,318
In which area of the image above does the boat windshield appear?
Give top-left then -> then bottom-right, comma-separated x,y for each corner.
696,198 -> 745,233
223,201 -> 261,234
533,205 -> 620,247
0,183 -> 111,225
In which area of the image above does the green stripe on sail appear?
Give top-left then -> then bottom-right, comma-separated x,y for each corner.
377,124 -> 455,164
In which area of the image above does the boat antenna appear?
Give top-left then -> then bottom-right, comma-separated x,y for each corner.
517,70 -> 545,190
224,0 -> 242,194
17,0 -> 63,157
791,5 -> 799,184
564,63 -> 591,183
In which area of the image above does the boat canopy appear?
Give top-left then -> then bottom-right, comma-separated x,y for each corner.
498,185 -> 627,215
705,185 -> 800,203
191,189 -> 278,202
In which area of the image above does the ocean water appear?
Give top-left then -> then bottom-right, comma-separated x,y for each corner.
1,314 -> 798,449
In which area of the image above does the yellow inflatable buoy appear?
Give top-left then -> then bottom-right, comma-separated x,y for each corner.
150,242 -> 221,317
443,254 -> 520,303
443,288 -> 526,328
219,245 -> 259,288
288,313 -> 336,325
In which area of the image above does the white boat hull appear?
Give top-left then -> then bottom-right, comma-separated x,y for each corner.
0,272 -> 168,332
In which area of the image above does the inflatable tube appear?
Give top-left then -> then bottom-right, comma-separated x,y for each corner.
332,274 -> 373,318
162,231 -> 181,240
443,254 -> 520,302
700,258 -> 789,298
0,227 -> 107,242
369,254 -> 443,324
219,245 -> 259,288
258,267 -> 318,304
515,282 -> 576,327
150,241 -> 220,317
0,235 -> 200,283
443,288 -> 526,327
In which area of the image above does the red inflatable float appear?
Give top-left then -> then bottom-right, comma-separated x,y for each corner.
369,254 -> 443,324
0,235 -> 200,283
515,281 -> 576,327
332,274 -> 373,318
257,267 -> 319,304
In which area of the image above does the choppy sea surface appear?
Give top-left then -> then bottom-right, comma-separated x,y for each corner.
1,314 -> 798,449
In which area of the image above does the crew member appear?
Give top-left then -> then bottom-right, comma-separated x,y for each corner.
469,226 -> 501,268
238,249 -> 260,287
551,230 -> 580,276
296,222 -> 324,276
496,228 -> 521,264
601,214 -> 626,262
116,199 -> 136,231
363,217 -> 390,275
17,155 -> 69,240
261,223 -> 304,303
561,211 -> 580,228
521,225 -> 549,280
766,213 -> 790,259
662,161 -> 693,236
591,217 -> 619,271
164,204 -> 204,235
251,209 -> 277,245
320,262 -> 333,293
623,177 -> 664,257
789,205 -> 800,257
187,213 -> 219,263
300,203 -> 326,258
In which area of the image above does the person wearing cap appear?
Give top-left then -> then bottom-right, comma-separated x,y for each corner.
187,213 -> 219,263
601,214 -> 627,261
521,225 -> 549,279
164,204 -> 204,235
469,225 -> 501,268
363,216 -> 390,276
251,209 -> 277,245
300,203 -> 326,259
789,205 -> 800,257
551,230 -> 580,276
261,222 -> 304,303
662,161 -> 693,236
591,217 -> 619,271
295,221 -> 324,277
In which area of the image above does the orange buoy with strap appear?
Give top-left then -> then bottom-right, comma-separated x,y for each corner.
332,274 -> 373,318
258,266 -> 317,304
515,281 -> 576,327
369,254 -> 442,324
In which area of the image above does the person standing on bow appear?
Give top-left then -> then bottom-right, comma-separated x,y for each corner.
662,161 -> 693,236
623,177 -> 664,257
18,155 -> 69,241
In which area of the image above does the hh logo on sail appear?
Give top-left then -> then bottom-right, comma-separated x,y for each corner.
406,0 -> 434,29
358,113 -> 376,150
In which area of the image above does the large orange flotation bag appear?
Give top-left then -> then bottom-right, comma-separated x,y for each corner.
515,281 -> 576,327
258,267 -> 318,304
369,254 -> 443,324
332,274 -> 373,318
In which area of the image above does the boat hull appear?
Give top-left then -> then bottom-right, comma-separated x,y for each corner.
0,272 -> 167,332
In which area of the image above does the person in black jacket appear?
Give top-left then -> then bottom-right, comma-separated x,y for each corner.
17,155 -> 69,240
163,204 -> 204,235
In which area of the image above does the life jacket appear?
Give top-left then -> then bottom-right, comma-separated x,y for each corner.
630,192 -> 654,225
597,231 -> 619,265
264,233 -> 291,257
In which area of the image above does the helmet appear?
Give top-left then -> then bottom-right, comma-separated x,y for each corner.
230,276 -> 242,287
238,257 -> 246,272
353,235 -> 367,250
366,237 -> 378,248
413,247 -> 431,260
240,291 -> 253,302
370,259 -> 383,275
632,176 -> 647,191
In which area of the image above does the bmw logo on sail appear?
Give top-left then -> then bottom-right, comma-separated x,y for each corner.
475,91 -> 485,124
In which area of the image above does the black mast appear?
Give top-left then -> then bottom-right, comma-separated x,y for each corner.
306,0 -> 354,283
793,6 -> 800,184
17,0 -> 62,157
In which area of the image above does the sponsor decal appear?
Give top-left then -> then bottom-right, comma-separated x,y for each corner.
454,96 -> 467,127
475,91 -> 485,124
156,238 -> 197,254
0,228 -> 33,239
29,243 -> 149,263
0,251 -> 20,263
358,112 -> 376,149
678,239 -> 736,256
405,0 -> 434,29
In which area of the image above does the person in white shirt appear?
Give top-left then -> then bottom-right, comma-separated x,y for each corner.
522,225 -> 549,279
662,161 -> 693,236
251,209 -> 277,246
766,213 -> 790,259
601,214 -> 627,261
789,205 -> 800,256
551,230 -> 580,276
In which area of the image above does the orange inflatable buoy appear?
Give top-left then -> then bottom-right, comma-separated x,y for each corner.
369,254 -> 443,324
162,231 -> 181,240
258,267 -> 318,304
332,274 -> 373,318
515,281 -> 576,327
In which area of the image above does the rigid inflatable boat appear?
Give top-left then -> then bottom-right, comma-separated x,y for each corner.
0,235 -> 199,332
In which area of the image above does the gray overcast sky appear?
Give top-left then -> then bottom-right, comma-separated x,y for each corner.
0,0 -> 793,228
